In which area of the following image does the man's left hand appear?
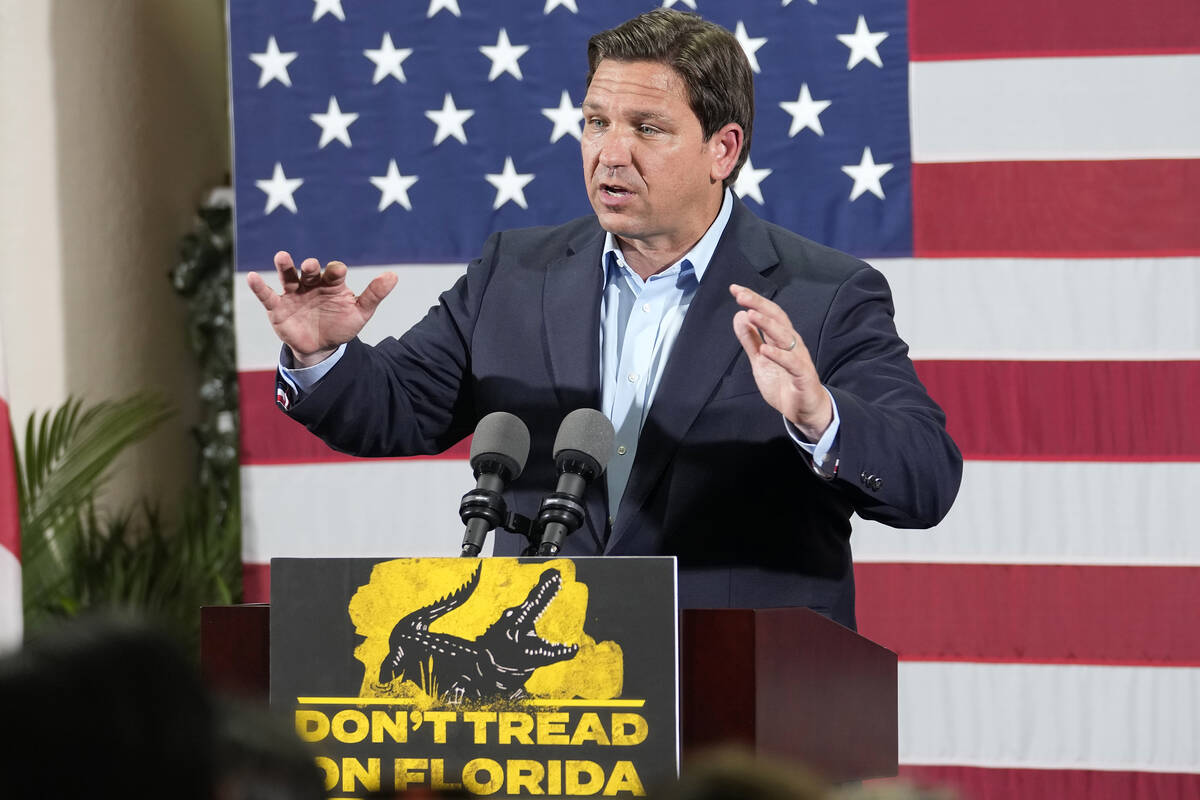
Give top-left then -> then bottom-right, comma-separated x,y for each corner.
730,284 -> 833,442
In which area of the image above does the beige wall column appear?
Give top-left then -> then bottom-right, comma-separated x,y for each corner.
0,0 -> 230,509
0,0 -> 68,425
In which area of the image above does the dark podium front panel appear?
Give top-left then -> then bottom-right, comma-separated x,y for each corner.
202,604 -> 896,783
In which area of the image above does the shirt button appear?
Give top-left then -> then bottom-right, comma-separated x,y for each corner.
627,373 -> 638,383
617,445 -> 628,455
642,303 -> 651,313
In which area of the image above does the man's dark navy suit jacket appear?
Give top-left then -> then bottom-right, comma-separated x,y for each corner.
283,199 -> 963,629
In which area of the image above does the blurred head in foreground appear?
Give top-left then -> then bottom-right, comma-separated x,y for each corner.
213,697 -> 327,800
0,614 -> 216,800
829,781 -> 960,800
652,747 -> 829,800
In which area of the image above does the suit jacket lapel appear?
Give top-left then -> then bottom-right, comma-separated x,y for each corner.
607,200 -> 780,553
543,225 -> 605,411
542,223 -> 608,551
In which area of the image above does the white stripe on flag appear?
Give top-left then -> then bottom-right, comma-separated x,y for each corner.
854,461 -> 1200,566
898,661 -> 1200,772
241,460 -> 475,563
872,257 -> 1200,360
910,54 -> 1200,162
235,263 -> 468,371
235,258 -> 1200,366
244,460 -> 1200,567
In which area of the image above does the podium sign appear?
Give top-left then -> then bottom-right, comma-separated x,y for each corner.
271,557 -> 678,798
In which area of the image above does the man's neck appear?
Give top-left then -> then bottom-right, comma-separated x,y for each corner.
616,238 -> 694,281
615,194 -> 725,280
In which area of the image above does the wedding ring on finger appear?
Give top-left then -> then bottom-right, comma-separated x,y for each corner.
783,336 -> 798,352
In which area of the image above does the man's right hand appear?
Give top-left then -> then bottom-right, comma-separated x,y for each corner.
247,251 -> 398,367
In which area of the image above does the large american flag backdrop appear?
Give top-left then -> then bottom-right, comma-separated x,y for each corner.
228,1 -> 1200,797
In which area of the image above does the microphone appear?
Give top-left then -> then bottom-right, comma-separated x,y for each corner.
459,412 -> 530,557
536,409 -> 615,556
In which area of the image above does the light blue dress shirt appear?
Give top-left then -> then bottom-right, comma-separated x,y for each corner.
599,189 -> 839,521
280,189 -> 841,519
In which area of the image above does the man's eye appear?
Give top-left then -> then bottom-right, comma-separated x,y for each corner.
638,125 -> 659,135
588,118 -> 607,129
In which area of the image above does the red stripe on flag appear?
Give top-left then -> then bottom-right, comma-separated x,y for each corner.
910,0 -> 1200,60
915,360 -> 1200,462
253,561 -> 1200,666
893,765 -> 1200,800
238,371 -> 470,465
912,160 -> 1200,258
856,563 -> 1200,666
244,562 -> 269,603
0,396 -> 21,561
241,361 -> 1200,464
254,560 -> 1200,667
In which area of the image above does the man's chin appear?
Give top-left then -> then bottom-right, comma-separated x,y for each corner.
591,205 -> 643,238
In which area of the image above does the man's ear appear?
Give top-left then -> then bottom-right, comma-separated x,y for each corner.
709,123 -> 744,183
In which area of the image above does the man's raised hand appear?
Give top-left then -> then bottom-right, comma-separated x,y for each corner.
246,251 -> 398,367
730,283 -> 833,442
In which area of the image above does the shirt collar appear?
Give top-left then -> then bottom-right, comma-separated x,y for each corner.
601,188 -> 734,284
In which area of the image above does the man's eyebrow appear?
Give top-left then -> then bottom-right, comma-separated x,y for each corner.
580,101 -> 670,123
629,110 -> 670,123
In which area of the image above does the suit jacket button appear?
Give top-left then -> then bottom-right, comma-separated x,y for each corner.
869,476 -> 883,491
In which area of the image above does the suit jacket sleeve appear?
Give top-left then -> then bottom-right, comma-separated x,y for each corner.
281,231 -> 506,457
811,262 -> 962,528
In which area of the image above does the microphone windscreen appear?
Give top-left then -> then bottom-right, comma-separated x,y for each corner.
552,408 -> 615,470
469,412 -> 530,478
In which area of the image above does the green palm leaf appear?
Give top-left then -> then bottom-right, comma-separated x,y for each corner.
15,394 -> 171,620
18,395 -> 171,536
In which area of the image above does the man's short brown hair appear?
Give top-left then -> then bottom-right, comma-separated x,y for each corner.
586,9 -> 755,188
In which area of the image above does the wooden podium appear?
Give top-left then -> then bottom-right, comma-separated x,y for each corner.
201,604 -> 896,782
680,608 -> 896,781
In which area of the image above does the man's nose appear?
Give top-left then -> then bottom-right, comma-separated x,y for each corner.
597,129 -> 633,168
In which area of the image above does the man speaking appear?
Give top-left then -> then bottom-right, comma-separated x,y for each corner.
247,9 -> 962,630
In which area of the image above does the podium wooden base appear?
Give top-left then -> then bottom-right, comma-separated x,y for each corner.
201,604 -> 896,782
681,608 -> 896,781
